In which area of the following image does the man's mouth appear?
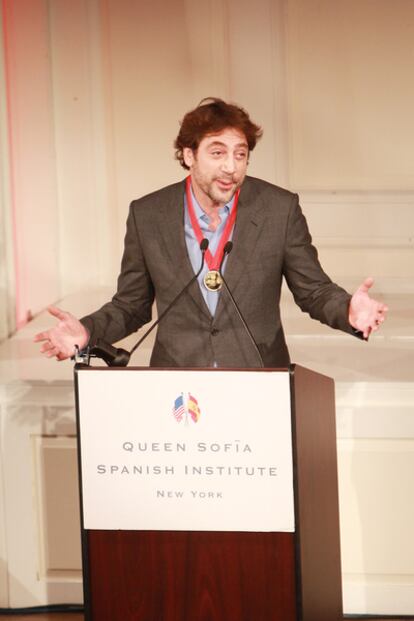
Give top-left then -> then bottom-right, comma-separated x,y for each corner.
216,178 -> 234,191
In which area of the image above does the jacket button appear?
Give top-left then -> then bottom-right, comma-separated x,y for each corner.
211,328 -> 220,336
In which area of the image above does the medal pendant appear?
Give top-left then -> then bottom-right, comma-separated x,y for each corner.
203,270 -> 223,292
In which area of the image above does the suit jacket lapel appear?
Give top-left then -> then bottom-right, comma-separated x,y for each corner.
158,180 -> 212,318
207,177 -> 266,321
215,178 -> 265,312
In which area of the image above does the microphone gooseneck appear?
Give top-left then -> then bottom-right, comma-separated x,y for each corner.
86,239 -> 210,367
128,238 -> 210,357
219,242 -> 265,368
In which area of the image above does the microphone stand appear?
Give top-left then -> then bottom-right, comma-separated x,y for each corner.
219,242 -> 265,368
128,238 -> 209,358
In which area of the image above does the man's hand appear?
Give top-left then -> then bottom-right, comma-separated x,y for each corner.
34,306 -> 89,361
349,277 -> 388,339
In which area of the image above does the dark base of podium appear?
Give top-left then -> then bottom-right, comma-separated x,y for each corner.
78,365 -> 343,621
83,530 -> 297,621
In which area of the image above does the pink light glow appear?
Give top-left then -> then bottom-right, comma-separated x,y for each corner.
1,0 -> 39,329
2,0 -> 27,329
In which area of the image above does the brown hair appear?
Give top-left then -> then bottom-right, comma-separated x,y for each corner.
174,97 -> 263,170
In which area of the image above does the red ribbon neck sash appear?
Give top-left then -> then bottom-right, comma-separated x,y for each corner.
185,175 -> 239,270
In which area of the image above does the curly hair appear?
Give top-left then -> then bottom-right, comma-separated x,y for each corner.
174,97 -> 263,169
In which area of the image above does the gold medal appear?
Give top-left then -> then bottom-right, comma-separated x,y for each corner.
203,270 -> 223,292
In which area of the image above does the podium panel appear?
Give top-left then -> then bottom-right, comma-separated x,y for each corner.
75,365 -> 343,621
77,369 -> 294,533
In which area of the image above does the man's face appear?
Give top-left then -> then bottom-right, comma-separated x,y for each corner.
183,127 -> 249,209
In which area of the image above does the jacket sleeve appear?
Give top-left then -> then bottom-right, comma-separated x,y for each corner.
282,193 -> 359,337
80,202 -> 155,346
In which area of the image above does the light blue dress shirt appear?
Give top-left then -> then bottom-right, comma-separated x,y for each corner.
184,187 -> 235,317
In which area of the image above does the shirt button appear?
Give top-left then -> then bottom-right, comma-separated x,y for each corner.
211,328 -> 220,336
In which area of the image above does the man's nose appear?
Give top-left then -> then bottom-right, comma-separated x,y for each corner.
221,155 -> 236,174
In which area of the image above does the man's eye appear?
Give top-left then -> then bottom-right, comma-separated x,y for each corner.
236,152 -> 247,160
211,150 -> 223,156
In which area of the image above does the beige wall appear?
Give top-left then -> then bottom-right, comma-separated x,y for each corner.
2,0 -> 413,325
286,0 -> 414,191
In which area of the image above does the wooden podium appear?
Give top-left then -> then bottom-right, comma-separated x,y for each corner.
74,364 -> 343,621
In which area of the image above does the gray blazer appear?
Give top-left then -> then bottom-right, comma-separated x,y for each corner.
81,176 -> 354,368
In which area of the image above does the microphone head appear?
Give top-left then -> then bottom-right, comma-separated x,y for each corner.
112,348 -> 131,367
219,240 -> 233,274
200,238 -> 209,251
223,241 -> 233,255
90,339 -> 130,367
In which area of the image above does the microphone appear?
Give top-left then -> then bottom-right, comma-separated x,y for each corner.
218,242 -> 265,368
83,239 -> 210,367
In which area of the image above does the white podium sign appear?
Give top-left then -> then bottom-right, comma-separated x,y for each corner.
76,369 -> 295,532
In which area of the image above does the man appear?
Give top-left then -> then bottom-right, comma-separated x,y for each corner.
35,98 -> 387,366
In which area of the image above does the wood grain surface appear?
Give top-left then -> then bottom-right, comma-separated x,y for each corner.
85,529 -> 297,621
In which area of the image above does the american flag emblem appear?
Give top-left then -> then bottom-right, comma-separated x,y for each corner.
173,395 -> 185,422
172,393 -> 201,424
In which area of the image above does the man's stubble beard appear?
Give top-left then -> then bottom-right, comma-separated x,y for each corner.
194,170 -> 244,208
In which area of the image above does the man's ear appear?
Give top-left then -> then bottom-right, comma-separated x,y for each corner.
183,147 -> 194,169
